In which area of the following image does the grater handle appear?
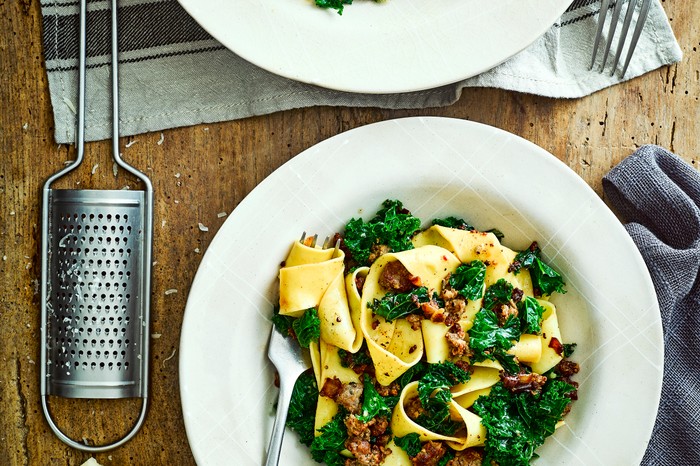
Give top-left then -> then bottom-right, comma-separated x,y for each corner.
108,0 -> 154,195
41,394 -> 148,452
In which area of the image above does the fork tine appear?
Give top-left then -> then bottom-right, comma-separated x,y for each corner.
609,0 -> 637,76
599,0 -> 625,72
620,0 -> 651,77
590,0 -> 611,69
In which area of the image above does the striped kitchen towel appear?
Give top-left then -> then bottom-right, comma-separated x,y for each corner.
40,0 -> 682,144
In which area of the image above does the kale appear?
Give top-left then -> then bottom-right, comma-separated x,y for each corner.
270,306 -> 295,338
493,349 -> 520,375
512,243 -> 566,296
414,396 -> 462,436
286,371 -> 319,446
309,410 -> 348,463
473,381 -> 575,466
468,308 -> 520,363
432,216 -> 474,231
517,296 -> 546,334
337,346 -> 373,370
482,278 -> 514,311
314,0 -> 352,14
394,432 -> 422,457
398,361 -> 428,389
343,199 -> 422,265
292,308 -> 320,348
438,449 -> 456,466
369,286 -> 432,322
563,343 -> 577,358
357,375 -> 393,422
448,261 -> 486,301
416,361 -> 470,407
412,362 -> 470,436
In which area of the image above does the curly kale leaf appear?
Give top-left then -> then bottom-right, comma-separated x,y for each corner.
398,361 -> 428,389
310,410 -> 348,464
513,243 -> 566,296
412,362 -> 470,436
292,308 -> 320,348
494,349 -> 520,375
357,375 -> 393,422
448,260 -> 486,301
416,361 -> 471,406
271,306 -> 295,338
563,343 -> 577,358
517,296 -> 546,334
286,371 -> 318,446
473,381 -> 575,466
343,199 -> 422,265
468,309 -> 520,361
338,346 -> 373,370
394,432 -> 422,457
314,0 -> 352,14
369,286 -> 432,322
481,278 -> 514,311
414,396 -> 462,436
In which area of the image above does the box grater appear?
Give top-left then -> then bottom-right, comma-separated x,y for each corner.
39,0 -> 153,452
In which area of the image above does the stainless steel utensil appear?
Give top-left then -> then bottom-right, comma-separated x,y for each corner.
590,0 -> 652,77
40,0 -> 153,452
265,327 -> 312,466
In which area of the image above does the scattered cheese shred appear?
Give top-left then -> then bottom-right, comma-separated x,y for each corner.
62,97 -> 77,114
164,289 -> 178,295
198,223 -> 209,232
163,348 -> 177,366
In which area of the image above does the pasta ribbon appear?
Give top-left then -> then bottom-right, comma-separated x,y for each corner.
313,340 -> 362,433
451,366 -> 501,398
344,267 -> 369,353
361,246 -> 461,385
509,333 -> 543,363
391,381 -> 487,450
526,300 -> 564,374
279,241 -> 358,351
412,226 -> 534,295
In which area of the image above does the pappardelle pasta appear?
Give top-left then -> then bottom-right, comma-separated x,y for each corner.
272,200 -> 579,466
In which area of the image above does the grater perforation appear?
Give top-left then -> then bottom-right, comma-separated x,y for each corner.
40,0 -> 152,452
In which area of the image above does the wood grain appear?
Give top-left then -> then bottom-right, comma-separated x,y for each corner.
0,0 -> 697,464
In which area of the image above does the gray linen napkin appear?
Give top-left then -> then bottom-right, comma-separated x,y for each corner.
40,0 -> 681,144
603,146 -> 700,466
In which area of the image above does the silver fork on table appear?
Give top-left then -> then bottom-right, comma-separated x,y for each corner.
590,0 -> 652,77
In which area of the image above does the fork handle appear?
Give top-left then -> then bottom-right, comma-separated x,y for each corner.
265,379 -> 293,466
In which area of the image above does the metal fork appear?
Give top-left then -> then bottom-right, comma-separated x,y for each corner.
590,0 -> 652,77
265,327 -> 312,466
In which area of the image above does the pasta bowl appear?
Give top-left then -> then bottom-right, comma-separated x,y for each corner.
179,116 -> 662,465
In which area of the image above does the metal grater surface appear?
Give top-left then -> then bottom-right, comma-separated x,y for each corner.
46,189 -> 146,399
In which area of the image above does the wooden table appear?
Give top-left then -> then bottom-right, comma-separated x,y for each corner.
1,1 -> 697,465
